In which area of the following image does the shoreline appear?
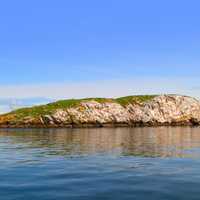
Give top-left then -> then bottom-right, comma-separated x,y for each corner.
0,122 -> 199,129
1,94 -> 200,128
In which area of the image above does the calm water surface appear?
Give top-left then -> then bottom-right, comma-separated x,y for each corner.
1,127 -> 200,199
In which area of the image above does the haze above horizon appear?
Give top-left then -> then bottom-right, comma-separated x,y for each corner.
1,0 -> 200,99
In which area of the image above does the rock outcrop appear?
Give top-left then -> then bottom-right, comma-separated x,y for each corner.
1,95 -> 200,128
127,95 -> 200,125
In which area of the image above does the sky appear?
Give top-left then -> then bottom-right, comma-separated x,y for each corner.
0,0 -> 200,100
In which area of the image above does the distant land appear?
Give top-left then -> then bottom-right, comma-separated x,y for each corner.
0,94 -> 200,128
0,98 -> 52,114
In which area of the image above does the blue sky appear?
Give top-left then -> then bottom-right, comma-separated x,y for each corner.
0,0 -> 200,98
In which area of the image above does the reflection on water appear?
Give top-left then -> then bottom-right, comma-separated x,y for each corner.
1,127 -> 200,200
1,127 -> 200,159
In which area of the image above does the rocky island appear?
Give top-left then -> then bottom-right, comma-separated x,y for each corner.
0,94 -> 200,128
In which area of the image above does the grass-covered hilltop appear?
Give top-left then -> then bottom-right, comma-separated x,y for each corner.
7,95 -> 157,119
0,94 -> 200,128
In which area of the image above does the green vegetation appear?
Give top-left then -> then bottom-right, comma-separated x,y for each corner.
8,95 -> 157,118
115,95 -> 157,106
9,98 -> 113,118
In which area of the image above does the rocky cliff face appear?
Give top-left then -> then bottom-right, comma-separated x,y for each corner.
127,95 -> 200,125
1,95 -> 200,128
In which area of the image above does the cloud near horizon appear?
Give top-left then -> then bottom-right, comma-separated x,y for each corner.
0,77 -> 199,100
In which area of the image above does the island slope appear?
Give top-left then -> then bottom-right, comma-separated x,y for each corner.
0,95 -> 200,128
